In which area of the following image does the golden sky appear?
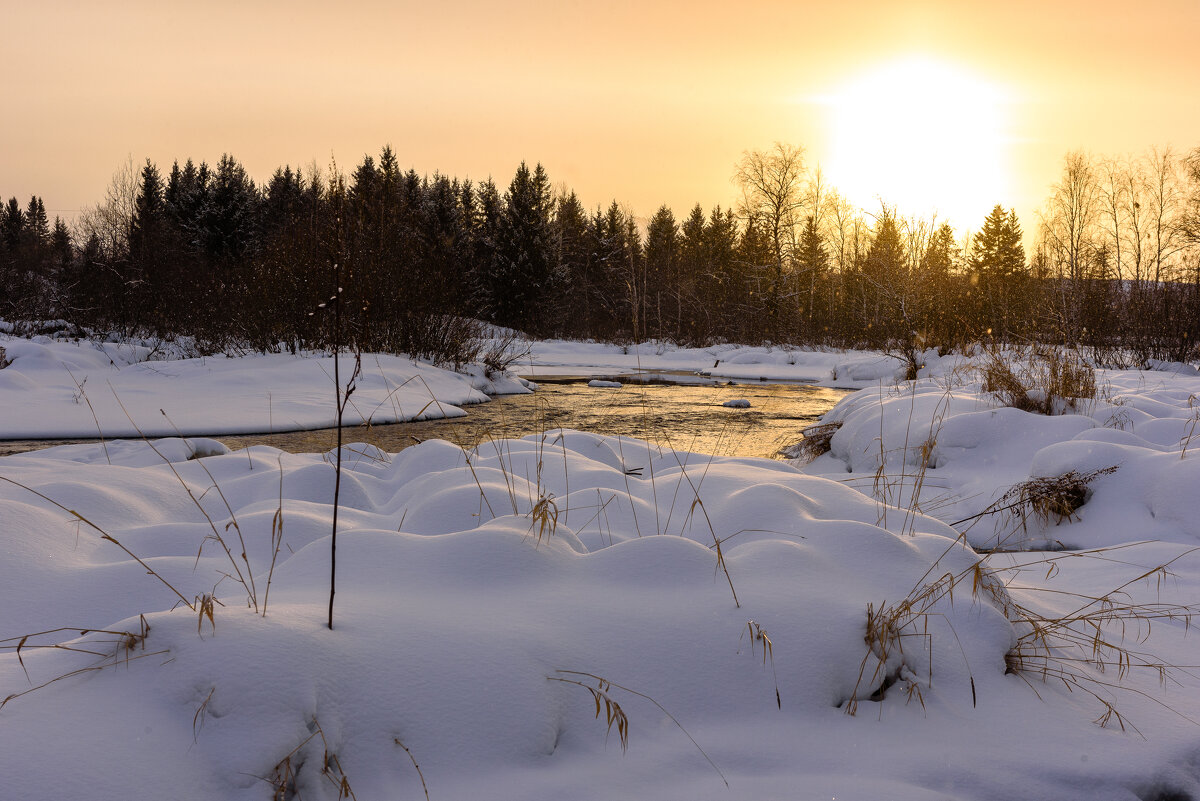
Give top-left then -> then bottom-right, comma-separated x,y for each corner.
3,0 -> 1198,234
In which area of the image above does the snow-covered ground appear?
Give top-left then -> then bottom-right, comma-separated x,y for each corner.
2,332 -> 1200,800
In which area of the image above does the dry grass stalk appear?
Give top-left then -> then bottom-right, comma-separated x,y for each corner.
392,737 -> 430,801
263,717 -> 358,801
1,616 -> 167,710
1182,395 -> 1199,460
193,687 -> 216,742
64,365 -> 110,464
740,620 -> 781,709
0,474 -> 194,610
549,669 -> 728,787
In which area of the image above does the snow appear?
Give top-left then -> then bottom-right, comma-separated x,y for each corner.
586,379 -> 623,388
803,355 -> 1200,552
0,336 -> 532,439
518,339 -> 910,387
3,330 -> 1200,800
722,398 -> 752,408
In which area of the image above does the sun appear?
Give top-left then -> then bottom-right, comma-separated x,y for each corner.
821,55 -> 1013,230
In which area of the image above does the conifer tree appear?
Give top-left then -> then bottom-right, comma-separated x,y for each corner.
2,197 -> 23,251
24,196 -> 50,246
492,162 -> 553,332
796,215 -> 829,327
972,205 -> 1024,278
551,190 -> 590,335
644,205 -> 679,338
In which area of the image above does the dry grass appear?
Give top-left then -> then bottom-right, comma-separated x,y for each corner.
981,346 -> 1097,415
844,530 -> 1200,734
996,545 -> 1200,733
261,717 -> 358,801
784,421 -> 842,463
999,467 -> 1119,530
1182,395 -> 1199,460
950,466 -> 1120,549
392,737 -> 430,801
740,620 -> 781,709
549,669 -> 728,787
1,616 -> 168,711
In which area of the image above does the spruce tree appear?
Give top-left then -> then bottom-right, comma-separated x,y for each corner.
643,205 -> 679,338
971,205 -> 1024,278
493,162 -> 553,333
24,196 -> 50,246
2,197 -> 23,251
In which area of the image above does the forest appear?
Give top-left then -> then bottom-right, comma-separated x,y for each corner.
3,144 -> 1199,366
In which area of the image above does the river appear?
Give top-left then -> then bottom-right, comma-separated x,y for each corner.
0,376 -> 849,459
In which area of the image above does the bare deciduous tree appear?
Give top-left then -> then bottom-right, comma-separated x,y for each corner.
734,143 -> 808,334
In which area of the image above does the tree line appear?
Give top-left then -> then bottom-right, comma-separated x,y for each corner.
2,143 -> 1199,364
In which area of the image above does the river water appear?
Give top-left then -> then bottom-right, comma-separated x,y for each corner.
1,377 -> 849,460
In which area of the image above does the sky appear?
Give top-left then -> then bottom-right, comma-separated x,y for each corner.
2,0 -> 1199,236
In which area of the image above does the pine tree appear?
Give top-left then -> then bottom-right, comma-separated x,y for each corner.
129,160 -> 165,258
643,205 -> 678,338
551,190 -> 589,336
50,217 -> 73,274
492,162 -> 554,333
671,204 -> 709,341
2,197 -> 23,251
921,222 -> 958,277
971,205 -> 1024,278
795,215 -> 829,334
859,208 -> 908,338
24,196 -> 50,246
971,206 -> 1026,340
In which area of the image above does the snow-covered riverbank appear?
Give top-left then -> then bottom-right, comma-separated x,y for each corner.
0,335 -> 532,439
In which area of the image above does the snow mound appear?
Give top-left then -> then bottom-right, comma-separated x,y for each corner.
0,430 -> 1102,800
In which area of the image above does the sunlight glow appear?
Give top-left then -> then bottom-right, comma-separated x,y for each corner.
821,56 -> 1014,228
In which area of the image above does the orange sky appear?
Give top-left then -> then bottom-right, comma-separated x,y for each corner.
3,0 -> 1198,235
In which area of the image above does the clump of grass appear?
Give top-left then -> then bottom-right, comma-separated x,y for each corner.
784,421 -> 842,463
844,530 -> 1200,734
951,466 -> 1119,549
528,491 -> 560,547
997,545 -> 1200,733
845,571 -> 963,717
262,717 -> 358,801
981,347 -> 1096,415
0,345 -> 9,368
1004,467 -> 1119,528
